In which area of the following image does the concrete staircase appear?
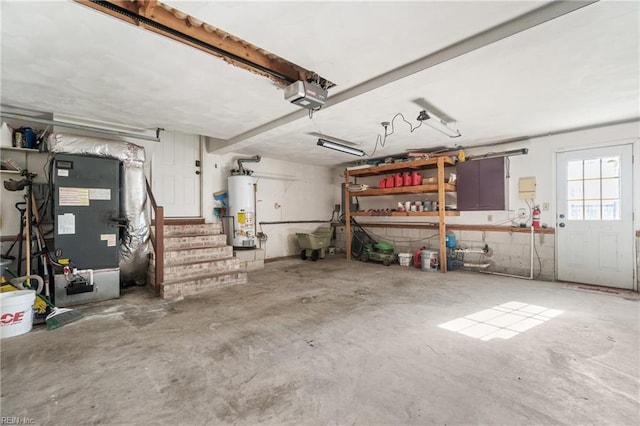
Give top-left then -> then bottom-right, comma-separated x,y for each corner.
148,223 -> 247,299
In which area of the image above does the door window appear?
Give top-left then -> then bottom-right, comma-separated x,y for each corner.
566,156 -> 620,221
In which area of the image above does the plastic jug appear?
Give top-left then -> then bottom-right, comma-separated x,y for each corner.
395,173 -> 403,187
403,172 -> 412,186
378,178 -> 386,188
386,176 -> 394,188
413,247 -> 425,269
412,171 -> 421,186
445,231 -> 456,249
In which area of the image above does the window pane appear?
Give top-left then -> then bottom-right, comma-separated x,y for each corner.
601,178 -> 619,199
584,159 -> 601,179
584,180 -> 600,199
584,200 -> 601,220
567,181 -> 583,199
602,200 -> 620,220
567,161 -> 583,180
602,157 -> 619,178
568,201 -> 583,220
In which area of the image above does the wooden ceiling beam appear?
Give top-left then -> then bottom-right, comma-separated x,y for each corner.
74,0 -> 333,88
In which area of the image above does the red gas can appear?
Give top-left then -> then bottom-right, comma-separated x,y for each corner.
379,178 -> 386,188
403,172 -> 412,186
413,247 -> 425,269
412,171 -> 422,186
386,176 -> 394,188
395,173 -> 403,187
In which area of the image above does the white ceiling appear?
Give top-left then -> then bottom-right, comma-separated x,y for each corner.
1,1 -> 638,167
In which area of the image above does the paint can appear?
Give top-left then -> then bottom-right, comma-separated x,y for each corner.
421,250 -> 439,272
398,253 -> 411,267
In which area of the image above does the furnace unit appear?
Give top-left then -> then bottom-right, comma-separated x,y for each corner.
52,154 -> 121,306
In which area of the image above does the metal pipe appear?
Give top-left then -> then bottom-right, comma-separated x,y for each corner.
480,226 -> 534,280
259,220 -> 330,225
237,155 -> 261,170
0,112 -> 160,142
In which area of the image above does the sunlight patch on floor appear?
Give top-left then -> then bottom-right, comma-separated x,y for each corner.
438,301 -> 563,341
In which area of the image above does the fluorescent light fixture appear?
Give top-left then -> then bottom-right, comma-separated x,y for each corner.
0,111 -> 160,142
416,110 -> 461,138
317,138 -> 365,156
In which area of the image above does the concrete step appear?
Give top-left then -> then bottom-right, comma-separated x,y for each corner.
163,223 -> 222,237
164,234 -> 227,250
160,271 -> 248,299
164,245 -> 233,265
150,257 -> 241,282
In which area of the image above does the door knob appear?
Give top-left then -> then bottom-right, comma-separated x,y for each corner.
559,222 -> 565,227
195,171 -> 201,175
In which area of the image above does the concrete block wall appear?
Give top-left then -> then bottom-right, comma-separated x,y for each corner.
234,248 -> 265,272
335,225 -> 555,281
636,234 -> 640,289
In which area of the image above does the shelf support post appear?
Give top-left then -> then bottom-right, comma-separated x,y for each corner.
344,172 -> 352,260
437,157 -> 447,272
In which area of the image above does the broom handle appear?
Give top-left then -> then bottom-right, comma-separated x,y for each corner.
25,192 -> 31,280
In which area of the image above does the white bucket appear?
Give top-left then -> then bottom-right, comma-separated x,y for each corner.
0,290 -> 36,338
398,253 -> 411,267
421,250 -> 439,272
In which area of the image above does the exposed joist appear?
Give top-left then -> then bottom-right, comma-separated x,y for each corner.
74,0 -> 333,88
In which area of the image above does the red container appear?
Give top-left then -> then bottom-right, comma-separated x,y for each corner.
412,171 -> 422,186
386,176 -> 395,188
378,178 -> 386,188
403,172 -> 412,186
413,247 -> 425,269
395,173 -> 403,187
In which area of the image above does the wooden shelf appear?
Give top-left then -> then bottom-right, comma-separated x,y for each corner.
345,156 -> 456,272
347,156 -> 455,177
351,211 -> 460,217
350,183 -> 457,196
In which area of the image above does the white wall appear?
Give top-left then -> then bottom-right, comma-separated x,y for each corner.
338,122 -> 639,286
202,151 -> 337,259
347,122 -> 639,228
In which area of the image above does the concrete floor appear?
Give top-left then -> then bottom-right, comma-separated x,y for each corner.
1,256 -> 639,425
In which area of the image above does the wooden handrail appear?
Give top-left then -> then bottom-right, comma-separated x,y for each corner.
146,178 -> 164,294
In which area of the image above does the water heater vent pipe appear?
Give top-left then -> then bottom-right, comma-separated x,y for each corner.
232,155 -> 261,175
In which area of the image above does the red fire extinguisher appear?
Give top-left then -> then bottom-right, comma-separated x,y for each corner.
532,206 -> 541,229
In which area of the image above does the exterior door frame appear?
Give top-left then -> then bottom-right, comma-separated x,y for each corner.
555,141 -> 636,290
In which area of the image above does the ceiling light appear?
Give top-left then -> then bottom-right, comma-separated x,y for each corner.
416,110 -> 461,138
317,139 -> 365,156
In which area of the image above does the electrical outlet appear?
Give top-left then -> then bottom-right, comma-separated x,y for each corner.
487,214 -> 493,222
334,204 -> 341,213
542,202 -> 550,211
518,208 -> 527,219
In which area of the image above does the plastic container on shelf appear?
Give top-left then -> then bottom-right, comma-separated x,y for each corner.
412,171 -> 422,185
403,172 -> 411,186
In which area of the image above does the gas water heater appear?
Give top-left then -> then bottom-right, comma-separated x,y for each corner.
228,156 -> 261,249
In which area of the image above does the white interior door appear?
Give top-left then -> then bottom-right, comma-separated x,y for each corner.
152,130 -> 201,217
556,144 -> 634,289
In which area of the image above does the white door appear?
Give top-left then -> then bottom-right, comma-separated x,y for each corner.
152,130 -> 201,217
556,144 -> 634,289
